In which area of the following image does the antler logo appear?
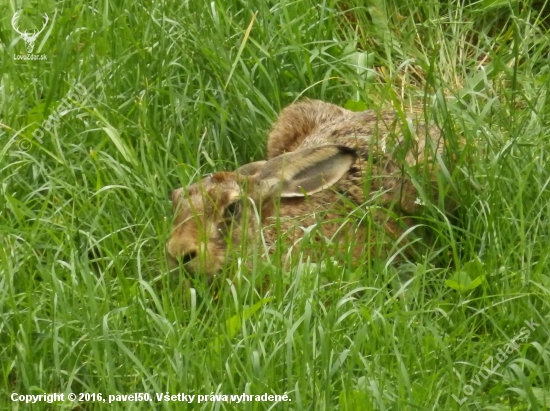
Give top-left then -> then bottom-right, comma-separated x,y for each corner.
11,10 -> 49,54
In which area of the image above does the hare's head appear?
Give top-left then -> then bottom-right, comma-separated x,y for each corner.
167,145 -> 357,279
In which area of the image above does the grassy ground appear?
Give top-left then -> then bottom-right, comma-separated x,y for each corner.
1,0 -> 550,409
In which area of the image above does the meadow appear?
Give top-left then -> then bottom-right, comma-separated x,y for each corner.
1,0 -> 549,409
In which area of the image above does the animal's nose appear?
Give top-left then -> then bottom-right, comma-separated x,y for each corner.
181,250 -> 197,265
166,239 -> 198,267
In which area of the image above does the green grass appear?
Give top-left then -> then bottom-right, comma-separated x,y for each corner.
1,0 -> 550,409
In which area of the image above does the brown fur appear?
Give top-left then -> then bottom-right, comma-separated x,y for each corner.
167,100 -> 446,278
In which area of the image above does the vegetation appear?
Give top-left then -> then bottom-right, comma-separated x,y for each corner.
1,0 -> 549,409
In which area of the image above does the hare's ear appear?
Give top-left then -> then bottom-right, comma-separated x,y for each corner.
236,161 -> 267,177
170,188 -> 184,203
258,145 -> 357,198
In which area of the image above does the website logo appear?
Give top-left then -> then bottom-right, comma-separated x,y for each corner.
11,10 -> 49,59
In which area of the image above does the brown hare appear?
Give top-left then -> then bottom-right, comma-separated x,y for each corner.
167,99 -> 445,279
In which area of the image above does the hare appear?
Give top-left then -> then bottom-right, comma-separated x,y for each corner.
167,99 -> 445,278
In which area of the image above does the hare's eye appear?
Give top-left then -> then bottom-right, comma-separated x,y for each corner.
223,200 -> 242,219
